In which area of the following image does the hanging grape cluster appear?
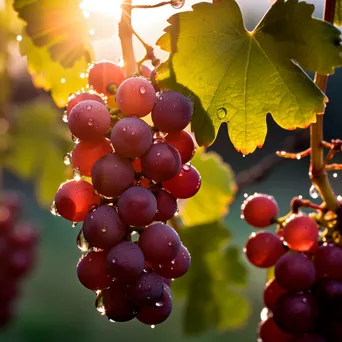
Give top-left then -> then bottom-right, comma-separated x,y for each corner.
53,60 -> 201,326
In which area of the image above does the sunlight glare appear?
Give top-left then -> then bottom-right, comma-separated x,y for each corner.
80,0 -> 122,20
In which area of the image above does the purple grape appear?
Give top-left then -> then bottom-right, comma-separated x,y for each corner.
106,241 -> 145,282
136,286 -> 172,325
110,117 -> 153,158
127,271 -> 163,307
314,243 -> 342,280
290,334 -> 326,342
138,223 -> 181,263
82,205 -> 126,249
153,244 -> 190,279
258,316 -> 293,342
117,187 -> 157,226
141,142 -> 181,181
275,252 -> 316,291
273,292 -> 318,334
154,189 -> 178,222
91,153 -> 135,197
151,91 -> 192,132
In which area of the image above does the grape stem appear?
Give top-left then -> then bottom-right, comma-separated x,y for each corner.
309,0 -> 339,212
276,147 -> 311,160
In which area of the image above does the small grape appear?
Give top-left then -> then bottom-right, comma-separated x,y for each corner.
116,77 -> 156,117
314,243 -> 342,280
165,130 -> 196,164
91,153 -> 135,197
241,193 -> 279,228
162,164 -> 201,199
154,189 -> 178,222
141,142 -> 181,181
55,180 -> 100,222
68,100 -> 111,141
244,231 -> 286,268
82,205 -> 126,249
110,117 -> 153,158
258,317 -> 293,342
71,138 -> 113,176
88,61 -> 125,96
151,91 -> 192,132
313,278 -> 342,308
283,215 -> 318,252
67,92 -> 105,115
263,278 -> 287,311
117,187 -> 157,226
138,223 -> 181,263
77,250 -> 112,290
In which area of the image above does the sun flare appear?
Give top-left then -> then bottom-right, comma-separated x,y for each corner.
80,0 -> 122,20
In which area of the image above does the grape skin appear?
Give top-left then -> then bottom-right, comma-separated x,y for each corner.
290,335 -> 326,342
258,317 -> 293,342
165,130 -> 196,164
154,189 -> 178,222
314,243 -> 342,280
91,153 -> 135,197
67,92 -> 105,115
263,278 -> 287,311
110,117 -> 153,158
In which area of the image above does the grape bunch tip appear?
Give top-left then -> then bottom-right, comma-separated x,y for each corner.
53,60 -> 202,326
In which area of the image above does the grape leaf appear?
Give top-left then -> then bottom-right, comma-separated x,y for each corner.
179,148 -> 236,227
19,32 -> 89,107
4,102 -> 73,206
172,221 -> 249,335
14,0 -> 93,68
156,0 -> 342,154
336,0 -> 342,26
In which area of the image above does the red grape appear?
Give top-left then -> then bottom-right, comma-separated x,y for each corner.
110,117 -> 153,158
140,64 -> 152,78
259,317 -> 293,342
263,278 -> 287,311
77,250 -> 112,290
290,335 -> 326,342
116,77 -> 156,117
162,165 -> 201,199
151,91 -> 192,132
88,61 -> 125,96
68,100 -> 111,141
67,92 -> 105,115
141,142 -> 182,181
82,205 -> 126,250
154,189 -> 178,222
165,130 -> 196,164
72,138 -> 113,176
117,187 -> 157,226
283,215 -> 318,252
245,231 -> 286,268
91,153 -> 135,197
55,180 -> 100,222
9,223 -> 38,250
314,243 -> 342,280
138,223 -> 181,263
241,193 -> 279,228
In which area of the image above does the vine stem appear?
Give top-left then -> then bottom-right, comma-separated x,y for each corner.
310,0 -> 339,211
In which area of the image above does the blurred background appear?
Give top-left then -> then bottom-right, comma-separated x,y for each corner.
2,0 -> 342,341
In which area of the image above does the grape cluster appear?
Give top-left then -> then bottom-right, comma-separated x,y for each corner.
242,193 -> 342,341
0,193 -> 38,327
53,60 -> 201,326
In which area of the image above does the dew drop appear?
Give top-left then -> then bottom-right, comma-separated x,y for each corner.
72,222 -> 78,228
50,202 -> 59,216
309,185 -> 319,199
86,105 -> 92,110
64,153 -> 72,165
240,214 -> 245,219
88,118 -> 94,126
72,135 -> 80,144
216,107 -> 227,120
171,0 -> 185,9
62,112 -> 68,123
244,193 -> 248,198
139,86 -> 147,94
156,299 -> 164,307
112,257 -> 118,264
151,325 -> 156,329
73,169 -> 82,181
302,297 -> 308,303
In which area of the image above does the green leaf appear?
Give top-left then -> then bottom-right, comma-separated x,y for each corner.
172,221 -> 249,335
4,101 -> 73,206
19,32 -> 89,107
336,0 -> 342,26
156,0 -> 342,154
180,148 -> 236,227
14,0 -> 93,67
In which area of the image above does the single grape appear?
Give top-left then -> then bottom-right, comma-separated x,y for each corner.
165,130 -> 196,164
258,317 -> 293,342
244,231 -> 286,268
313,279 -> 342,313
100,282 -> 137,322
241,193 -> 279,228
136,286 -> 172,325
9,223 -> 38,250
140,64 -> 152,78
273,292 -> 318,334
67,92 -> 105,115
91,153 -> 135,197
154,189 -> 178,222
106,241 -> 145,282
82,205 -> 126,249
88,61 -> 125,96
289,335 -> 326,342
138,223 -> 181,263
110,117 -> 153,158
117,187 -> 157,226
153,244 -> 190,279
275,252 -> 316,292
68,100 -> 111,141
162,164 -> 201,199
141,142 -> 181,181
283,215 -> 318,252
127,271 -> 163,307
151,91 -> 192,132
263,278 -> 287,311
116,77 -> 156,117
55,180 -> 100,222
314,243 -> 342,280
72,138 -> 113,176
77,251 -> 112,290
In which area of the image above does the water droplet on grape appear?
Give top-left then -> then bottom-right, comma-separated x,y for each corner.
62,112 -> 68,123
72,135 -> 80,144
302,297 -> 308,303
73,169 -> 82,181
139,86 -> 147,94
64,153 -> 72,165
150,325 -> 155,329
156,299 -> 164,307
112,257 -> 118,264
86,105 -> 92,110
72,222 -> 78,228
216,107 -> 227,119
88,118 -> 94,126
309,185 -> 319,199
50,202 -> 59,216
